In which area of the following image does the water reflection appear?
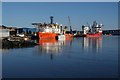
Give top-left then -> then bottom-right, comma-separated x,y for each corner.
2,36 -> 118,78
35,38 -> 72,60
38,39 -> 65,54
82,37 -> 102,53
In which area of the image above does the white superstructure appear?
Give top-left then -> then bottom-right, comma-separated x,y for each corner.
82,25 -> 90,35
0,29 -> 10,38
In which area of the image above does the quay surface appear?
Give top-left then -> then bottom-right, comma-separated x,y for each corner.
1,38 -> 38,49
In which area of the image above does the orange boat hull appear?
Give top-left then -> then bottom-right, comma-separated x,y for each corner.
38,32 -> 73,40
65,34 -> 73,41
86,33 -> 102,37
38,32 -> 58,39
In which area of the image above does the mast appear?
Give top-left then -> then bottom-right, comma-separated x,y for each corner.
68,16 -> 72,34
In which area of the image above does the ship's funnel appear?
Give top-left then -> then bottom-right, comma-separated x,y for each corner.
50,16 -> 54,24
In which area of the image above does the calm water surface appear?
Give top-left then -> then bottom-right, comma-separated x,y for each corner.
2,36 -> 118,78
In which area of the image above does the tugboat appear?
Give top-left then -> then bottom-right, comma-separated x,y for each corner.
82,21 -> 103,37
32,16 -> 73,40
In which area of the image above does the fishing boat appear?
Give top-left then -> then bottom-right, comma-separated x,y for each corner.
82,21 -> 103,37
32,16 -> 73,40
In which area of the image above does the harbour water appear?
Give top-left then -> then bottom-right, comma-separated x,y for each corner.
2,36 -> 118,78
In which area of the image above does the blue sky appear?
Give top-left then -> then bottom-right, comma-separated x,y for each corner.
0,2 -> 2,25
2,0 -> 120,2
2,2 -> 118,30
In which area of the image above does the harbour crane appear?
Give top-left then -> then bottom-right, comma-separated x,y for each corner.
68,16 -> 72,34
